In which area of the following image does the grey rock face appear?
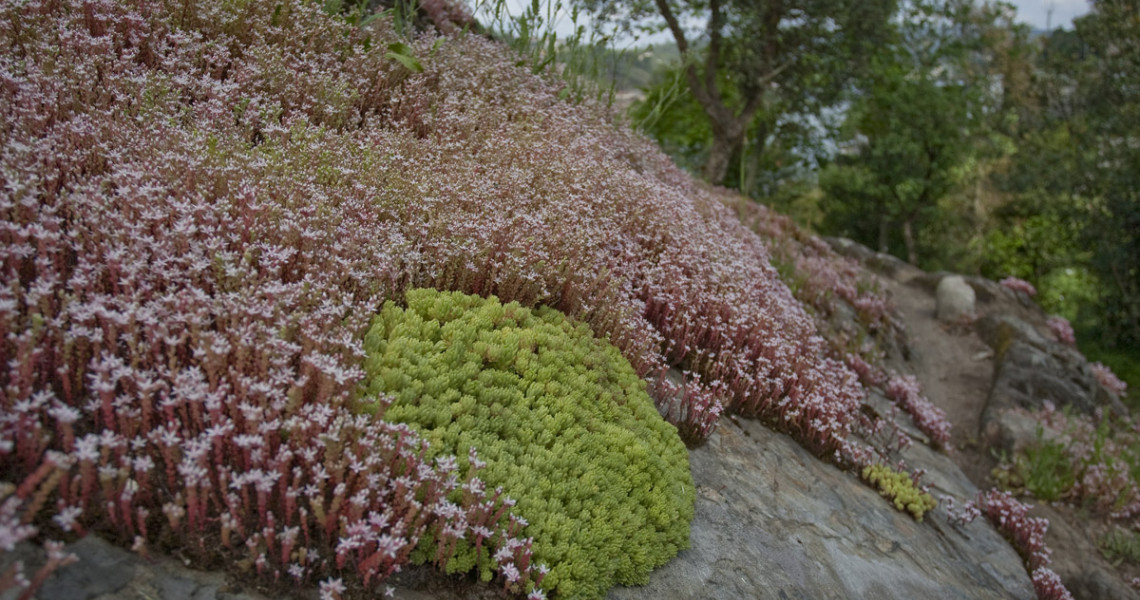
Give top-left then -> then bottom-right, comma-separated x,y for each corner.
8,536 -> 280,600
936,276 -> 976,323
606,416 -> 1034,600
823,237 -> 921,280
975,314 -> 1128,452
1034,504 -> 1140,600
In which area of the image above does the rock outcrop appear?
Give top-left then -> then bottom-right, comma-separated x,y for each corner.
605,416 -> 1032,600
2,536 -> 275,600
975,313 -> 1128,454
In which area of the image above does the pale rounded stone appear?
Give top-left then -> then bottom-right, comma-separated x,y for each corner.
936,275 -> 976,322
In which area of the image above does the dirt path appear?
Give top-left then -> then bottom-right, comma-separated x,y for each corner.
882,271 -> 997,488
880,267 -> 1140,600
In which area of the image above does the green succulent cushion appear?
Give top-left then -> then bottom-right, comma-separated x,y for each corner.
360,289 -> 695,600
862,463 -> 937,522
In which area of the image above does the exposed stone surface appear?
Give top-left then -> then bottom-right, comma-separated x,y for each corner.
15,237 -> 1132,600
935,275 -> 976,323
876,264 -> 996,490
603,415 -> 1033,600
834,237 -> 1138,600
5,536 -> 284,600
1034,504 -> 1140,600
1035,504 -> 1140,600
975,314 -> 1128,453
823,236 -> 922,280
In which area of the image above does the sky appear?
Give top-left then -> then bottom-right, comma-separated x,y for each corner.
1009,0 -> 1088,30
491,0 -> 1092,49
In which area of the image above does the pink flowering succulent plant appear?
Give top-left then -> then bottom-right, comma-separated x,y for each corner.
1026,404 -> 1140,517
971,489 -> 1074,600
0,0 -> 959,594
1001,276 -> 1038,297
1046,316 -> 1077,347
1090,362 -> 1128,398
885,374 -> 952,450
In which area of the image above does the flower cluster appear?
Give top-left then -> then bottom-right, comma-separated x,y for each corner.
885,375 -> 952,450
648,370 -> 725,445
1001,277 -> 1038,297
976,489 -> 1052,569
0,0 -> 540,592
725,198 -> 940,466
1031,565 -> 1075,600
1046,316 -> 1076,347
419,0 -> 474,34
942,494 -> 981,526
1,484 -> 78,598
846,353 -> 888,388
973,489 -> 1073,600
1090,362 -> 1128,398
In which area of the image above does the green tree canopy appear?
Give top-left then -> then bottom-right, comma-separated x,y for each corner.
588,0 -> 895,184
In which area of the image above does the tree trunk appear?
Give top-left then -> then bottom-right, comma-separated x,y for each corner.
704,133 -> 737,185
652,0 -> 785,187
902,217 -> 918,265
703,120 -> 746,185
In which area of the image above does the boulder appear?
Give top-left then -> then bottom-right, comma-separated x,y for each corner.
1034,504 -> 1140,600
936,276 -> 976,323
386,411 -> 1033,600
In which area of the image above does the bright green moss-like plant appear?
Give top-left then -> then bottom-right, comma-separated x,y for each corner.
862,464 -> 937,522
360,289 -> 695,600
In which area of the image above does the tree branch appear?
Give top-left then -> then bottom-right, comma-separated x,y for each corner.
706,0 -> 723,100
652,0 -> 689,55
653,0 -> 722,119
740,57 -> 796,119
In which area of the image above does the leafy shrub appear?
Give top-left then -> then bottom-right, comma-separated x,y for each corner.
861,464 -> 936,521
360,289 -> 695,600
